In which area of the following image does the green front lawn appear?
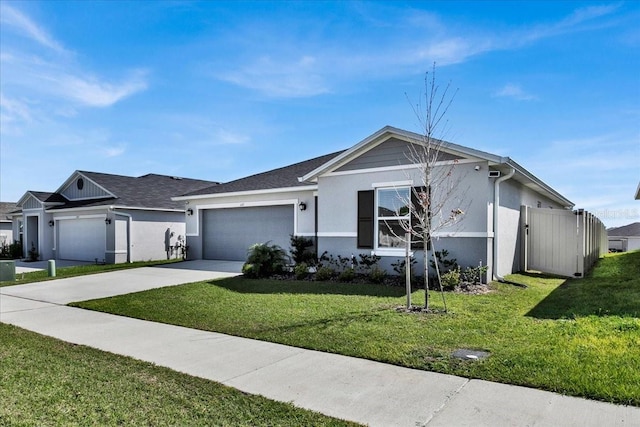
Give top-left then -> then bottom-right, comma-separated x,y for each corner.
74,251 -> 640,406
0,259 -> 183,287
0,323 -> 358,426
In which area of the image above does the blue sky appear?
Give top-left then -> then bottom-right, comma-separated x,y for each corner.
1,1 -> 638,227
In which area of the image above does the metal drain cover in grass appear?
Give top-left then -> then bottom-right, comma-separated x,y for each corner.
452,349 -> 490,361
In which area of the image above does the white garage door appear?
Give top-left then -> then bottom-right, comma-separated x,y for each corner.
58,218 -> 106,262
203,205 -> 294,261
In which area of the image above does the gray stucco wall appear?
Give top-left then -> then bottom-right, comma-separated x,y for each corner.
317,161 -> 492,274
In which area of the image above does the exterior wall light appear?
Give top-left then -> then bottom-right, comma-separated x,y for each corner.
48,220 -> 55,227
299,202 -> 307,211
186,208 -> 194,216
105,218 -> 112,225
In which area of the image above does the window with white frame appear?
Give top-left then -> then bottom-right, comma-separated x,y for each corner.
376,187 -> 410,248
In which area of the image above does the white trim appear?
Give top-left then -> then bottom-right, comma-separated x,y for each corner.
196,199 -> 298,210
55,214 -> 107,220
371,180 -> 413,189
172,185 -> 317,201
372,249 -> 414,257
315,231 -> 491,239
327,159 -> 479,178
46,205 -> 183,214
111,206 -> 184,213
317,232 -> 358,238
105,250 -> 128,254
295,232 -> 317,237
432,231 -> 494,238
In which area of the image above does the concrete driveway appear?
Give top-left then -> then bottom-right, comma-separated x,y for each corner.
2,260 -> 243,305
1,261 -> 638,427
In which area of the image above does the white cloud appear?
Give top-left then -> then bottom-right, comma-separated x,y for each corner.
214,3 -> 622,98
103,145 -> 126,157
0,5 -> 149,134
51,70 -> 149,107
494,83 -> 538,101
0,3 -> 68,54
220,55 -> 329,98
215,129 -> 250,145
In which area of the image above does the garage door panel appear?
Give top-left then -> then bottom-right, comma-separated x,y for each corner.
58,218 -> 106,262
203,206 -> 294,261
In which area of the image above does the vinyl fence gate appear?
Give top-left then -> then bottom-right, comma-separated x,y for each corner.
521,206 -> 607,278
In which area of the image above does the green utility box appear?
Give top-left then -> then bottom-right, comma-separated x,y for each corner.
0,260 -> 16,282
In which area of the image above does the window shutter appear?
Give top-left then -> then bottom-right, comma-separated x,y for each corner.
411,186 -> 429,250
357,190 -> 374,249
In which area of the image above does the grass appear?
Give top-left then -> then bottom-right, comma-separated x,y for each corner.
0,323 -> 358,426
0,258 -> 183,287
75,251 -> 640,406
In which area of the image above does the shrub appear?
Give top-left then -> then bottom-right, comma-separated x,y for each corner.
294,262 -> 309,280
440,267 -> 461,291
430,250 -> 458,274
290,235 -> 316,265
27,242 -> 38,262
242,242 -> 288,279
315,266 -> 334,281
338,268 -> 355,282
461,264 -> 488,285
356,254 -> 381,275
369,266 -> 386,284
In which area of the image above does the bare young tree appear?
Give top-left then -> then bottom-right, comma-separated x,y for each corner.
397,64 -> 466,311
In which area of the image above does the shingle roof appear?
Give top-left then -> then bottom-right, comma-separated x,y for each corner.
607,222 -> 640,237
29,192 -> 67,203
45,172 -> 219,211
0,202 -> 18,221
182,151 -> 345,197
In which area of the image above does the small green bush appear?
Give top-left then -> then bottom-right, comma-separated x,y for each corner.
290,235 -> 316,265
369,266 -> 386,284
315,266 -> 334,281
440,267 -> 461,291
242,243 -> 287,279
338,268 -> 355,282
294,263 -> 309,280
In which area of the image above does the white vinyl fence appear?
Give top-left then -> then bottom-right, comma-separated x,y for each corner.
521,206 -> 607,278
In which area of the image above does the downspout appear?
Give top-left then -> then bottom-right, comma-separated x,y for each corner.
493,168 -> 516,282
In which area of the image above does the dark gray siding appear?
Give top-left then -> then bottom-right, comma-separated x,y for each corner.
336,138 -> 462,172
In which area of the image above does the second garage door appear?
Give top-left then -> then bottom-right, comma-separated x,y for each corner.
203,205 -> 294,261
58,218 -> 106,262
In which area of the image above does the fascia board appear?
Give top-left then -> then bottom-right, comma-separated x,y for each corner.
172,185 -> 318,202
45,205 -> 184,214
300,125 -> 505,182
504,158 -> 574,208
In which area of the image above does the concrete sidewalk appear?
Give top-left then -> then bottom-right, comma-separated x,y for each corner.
1,264 -> 638,426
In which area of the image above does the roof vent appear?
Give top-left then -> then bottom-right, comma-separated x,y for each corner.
488,170 -> 501,178
171,176 -> 183,180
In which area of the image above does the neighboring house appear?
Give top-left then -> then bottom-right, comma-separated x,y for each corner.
608,222 -> 640,252
174,126 -> 574,280
635,182 -> 640,200
0,202 -> 18,247
12,171 -> 218,263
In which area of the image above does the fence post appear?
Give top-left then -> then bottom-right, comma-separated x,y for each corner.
520,205 -> 529,272
575,209 -> 585,277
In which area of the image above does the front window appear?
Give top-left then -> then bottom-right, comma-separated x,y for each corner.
377,187 -> 410,248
